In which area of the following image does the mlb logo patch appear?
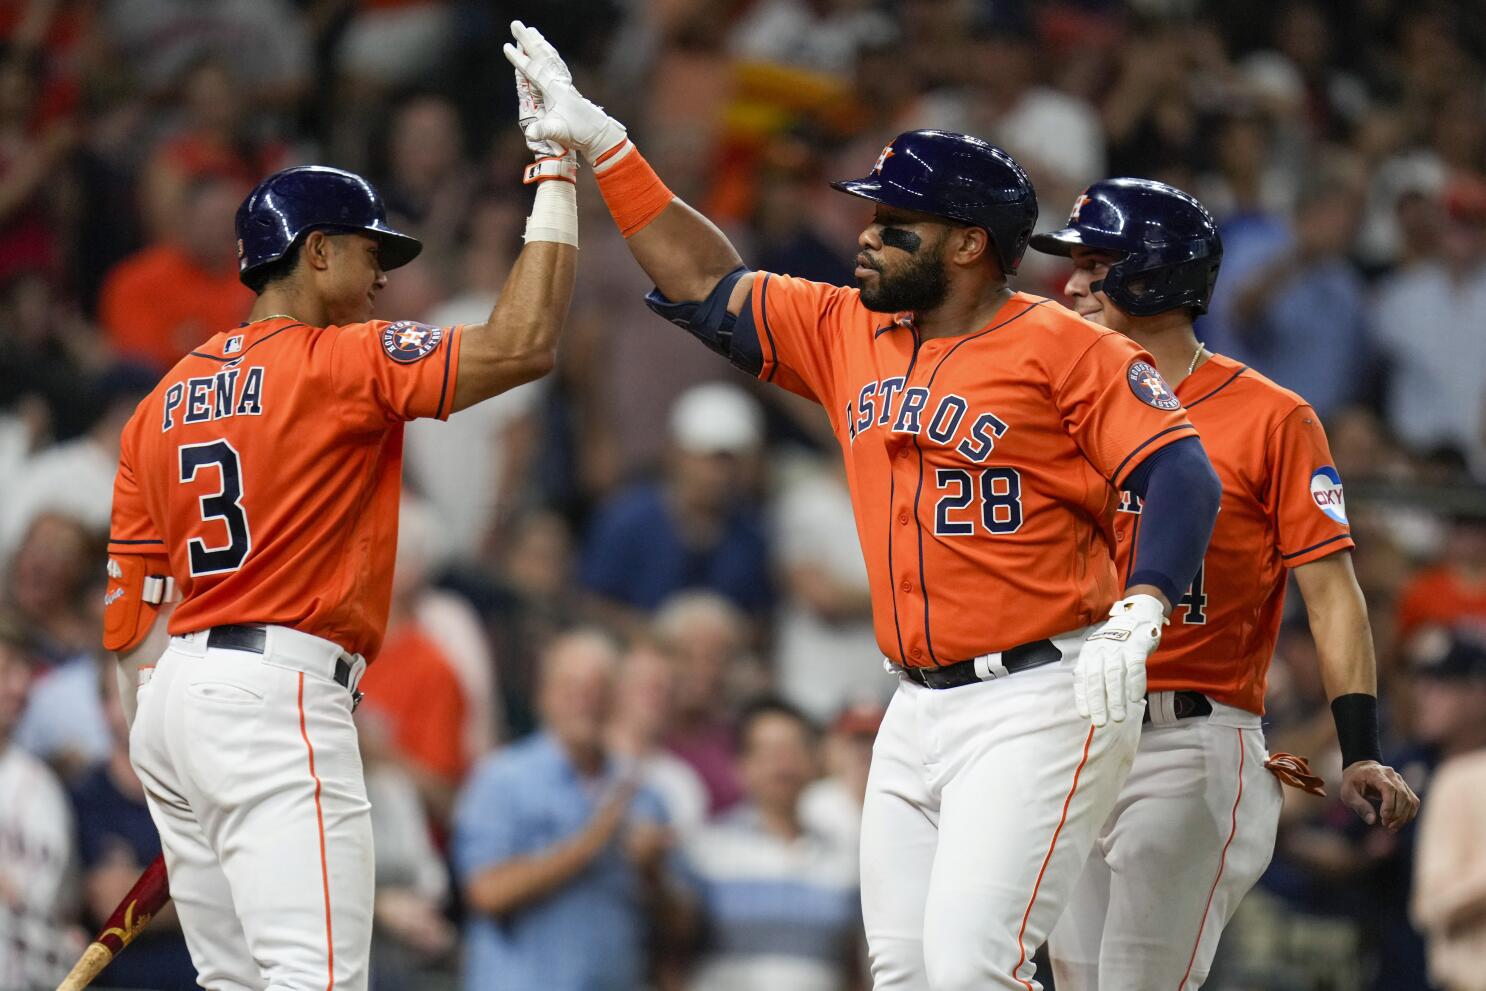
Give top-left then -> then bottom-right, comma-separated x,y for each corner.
1309,466 -> 1347,524
224,335 -> 244,355
1126,361 -> 1181,411
381,321 -> 443,363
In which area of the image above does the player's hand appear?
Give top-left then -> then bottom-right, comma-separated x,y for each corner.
503,20 -> 627,165
514,65 -> 578,185
1340,760 -> 1419,831
1077,593 -> 1166,726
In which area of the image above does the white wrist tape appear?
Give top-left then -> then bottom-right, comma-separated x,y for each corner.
523,175 -> 578,247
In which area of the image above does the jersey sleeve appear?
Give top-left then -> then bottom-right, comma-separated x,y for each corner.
107,438 -> 164,556
1267,404 -> 1355,566
330,320 -> 463,430
1054,334 -> 1200,487
746,272 -> 850,406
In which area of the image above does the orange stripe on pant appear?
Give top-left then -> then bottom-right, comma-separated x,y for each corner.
1011,723 -> 1097,990
1178,728 -> 1246,990
297,672 -> 336,991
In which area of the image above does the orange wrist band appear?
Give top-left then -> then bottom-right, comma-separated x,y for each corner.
594,145 -> 675,238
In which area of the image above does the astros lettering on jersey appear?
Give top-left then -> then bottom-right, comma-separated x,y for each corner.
1114,352 -> 1354,713
745,274 -> 1200,667
104,316 -> 461,661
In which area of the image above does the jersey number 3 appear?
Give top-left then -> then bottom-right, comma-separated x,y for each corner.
179,440 -> 252,577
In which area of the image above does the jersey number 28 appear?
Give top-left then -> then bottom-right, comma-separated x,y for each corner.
934,467 -> 1023,536
179,440 -> 252,577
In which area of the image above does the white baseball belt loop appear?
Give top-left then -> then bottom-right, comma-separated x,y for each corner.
973,652 -> 1010,681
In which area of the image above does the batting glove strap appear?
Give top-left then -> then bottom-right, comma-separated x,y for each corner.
523,153 -> 579,185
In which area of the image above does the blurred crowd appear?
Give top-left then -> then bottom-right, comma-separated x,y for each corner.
1,0 -> 1485,989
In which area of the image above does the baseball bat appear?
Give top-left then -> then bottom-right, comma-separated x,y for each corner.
55,854 -> 171,991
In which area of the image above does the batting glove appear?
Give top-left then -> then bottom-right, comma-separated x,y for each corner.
1075,593 -> 1167,727
515,67 -> 577,186
503,21 -> 628,167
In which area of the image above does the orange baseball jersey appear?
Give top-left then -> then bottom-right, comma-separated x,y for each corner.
747,276 -> 1201,667
1114,352 -> 1353,714
106,315 -> 462,661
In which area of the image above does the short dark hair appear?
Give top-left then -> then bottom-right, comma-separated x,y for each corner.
737,696 -> 818,753
242,239 -> 303,294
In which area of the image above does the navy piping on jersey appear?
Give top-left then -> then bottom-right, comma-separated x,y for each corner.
909,297 -> 1049,667
1183,364 -> 1248,410
1280,533 -> 1351,561
435,329 -> 454,418
757,275 -> 780,383
886,342 -> 921,665
1110,423 -> 1198,485
189,322 -> 308,362
1124,507 -> 1141,578
922,299 -> 1050,391
108,537 -> 164,545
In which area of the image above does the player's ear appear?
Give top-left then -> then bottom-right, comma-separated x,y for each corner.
949,226 -> 990,268
301,230 -> 334,273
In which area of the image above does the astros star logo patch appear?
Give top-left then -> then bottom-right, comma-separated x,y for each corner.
1126,361 -> 1181,410
1070,192 -> 1092,222
872,144 -> 895,174
381,320 -> 443,363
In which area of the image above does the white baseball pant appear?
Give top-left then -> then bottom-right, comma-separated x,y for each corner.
129,625 -> 374,991
1047,692 -> 1284,991
859,627 -> 1144,991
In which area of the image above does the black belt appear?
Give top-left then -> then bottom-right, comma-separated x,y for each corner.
1143,690 -> 1213,724
902,638 -> 1062,690
206,624 -> 357,693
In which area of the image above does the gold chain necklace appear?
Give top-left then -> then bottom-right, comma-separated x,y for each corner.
1187,343 -> 1206,376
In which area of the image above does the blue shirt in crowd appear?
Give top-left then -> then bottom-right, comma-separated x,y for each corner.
452,733 -> 668,991
70,765 -> 198,990
580,481 -> 772,614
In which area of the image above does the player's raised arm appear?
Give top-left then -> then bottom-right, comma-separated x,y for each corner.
503,22 -> 751,313
450,74 -> 580,412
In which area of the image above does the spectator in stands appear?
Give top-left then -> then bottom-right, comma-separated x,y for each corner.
608,638 -> 710,840
0,363 -> 154,560
4,511 -> 99,667
0,616 -> 78,991
97,173 -> 252,371
655,592 -> 758,816
1374,176 -> 1486,471
1412,629 -> 1486,991
138,55 -> 291,243
357,496 -> 478,826
454,631 -> 680,991
69,661 -> 195,989
801,702 -> 883,856
682,698 -> 861,991
581,383 -> 772,632
0,42 -> 75,285
1396,514 -> 1486,643
771,458 -> 884,721
1220,161 -> 1372,414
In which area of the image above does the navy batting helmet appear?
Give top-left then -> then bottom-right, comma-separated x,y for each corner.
831,129 -> 1038,274
235,166 -> 422,287
1030,178 -> 1223,316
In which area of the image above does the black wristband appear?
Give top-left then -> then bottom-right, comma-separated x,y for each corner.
1331,693 -> 1383,768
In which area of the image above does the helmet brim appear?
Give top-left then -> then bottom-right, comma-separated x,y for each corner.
370,225 -> 422,271
830,176 -> 979,228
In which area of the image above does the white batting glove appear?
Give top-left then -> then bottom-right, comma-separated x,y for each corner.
503,20 -> 629,168
515,67 -> 578,186
1076,593 -> 1167,727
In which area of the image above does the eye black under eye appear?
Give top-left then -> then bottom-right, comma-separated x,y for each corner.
880,227 -> 922,253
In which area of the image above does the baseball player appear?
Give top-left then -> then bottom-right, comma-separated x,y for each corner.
98,118 -> 579,989
1030,178 -> 1421,990
505,23 -> 1223,991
